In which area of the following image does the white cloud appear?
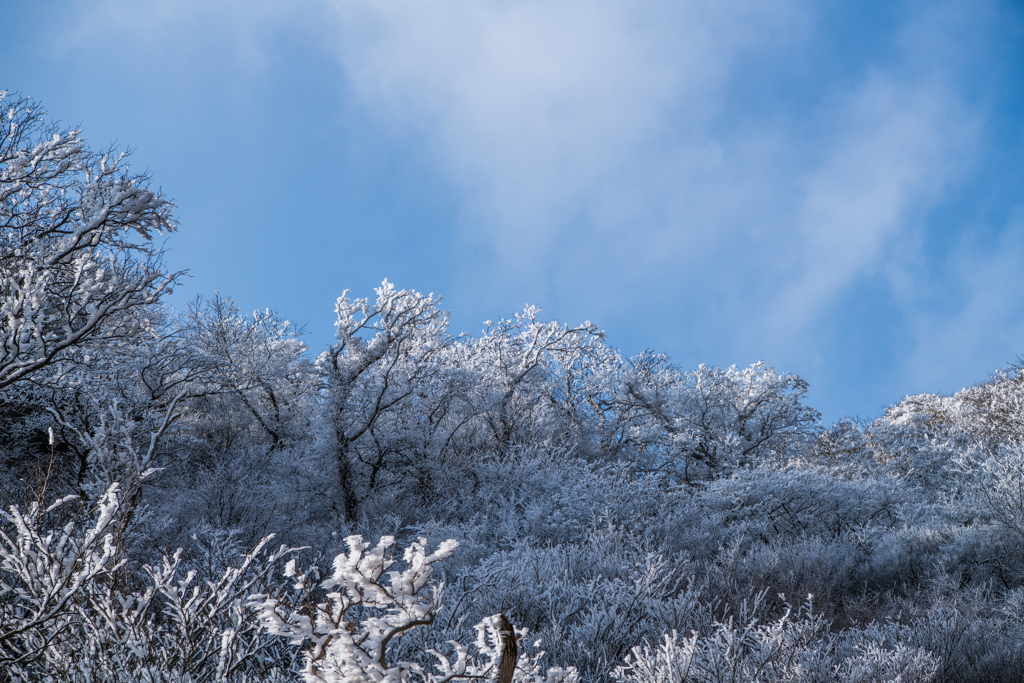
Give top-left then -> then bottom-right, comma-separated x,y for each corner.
324,0 -> 982,358
59,1 -> 983,354
328,0 -> 800,262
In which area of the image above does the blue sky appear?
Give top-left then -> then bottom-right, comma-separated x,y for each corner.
4,0 -> 1024,423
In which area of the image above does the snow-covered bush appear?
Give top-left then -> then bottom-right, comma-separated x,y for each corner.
853,584 -> 1024,683
439,538 -> 704,683
953,444 -> 1024,539
0,483 -> 125,672
0,479 -> 300,682
699,465 -> 912,541
251,533 -> 578,683
613,599 -> 940,683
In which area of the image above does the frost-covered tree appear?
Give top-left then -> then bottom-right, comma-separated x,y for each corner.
460,307 -> 604,455
319,281 -> 456,521
0,306 -> 199,503
620,356 -> 819,479
0,91 -> 179,391
317,287 -> 621,523
178,293 -> 316,453
0,482 -> 126,671
959,363 -> 1024,449
0,481 -> 300,682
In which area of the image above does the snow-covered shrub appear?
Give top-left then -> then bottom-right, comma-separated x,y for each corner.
702,536 -> 865,622
860,524 -> 956,594
699,466 -> 912,541
838,643 -> 940,683
612,598 -> 826,683
144,441 -> 331,557
0,478 -> 302,682
613,599 -> 940,683
440,537 -> 703,683
0,484 -> 125,673
812,419 -> 875,471
251,533 -> 578,683
390,444 -> 699,551
854,585 -> 1024,683
689,465 -> 939,619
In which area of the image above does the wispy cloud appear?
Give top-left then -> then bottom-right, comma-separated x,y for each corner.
328,0 -> 802,277
326,1 -> 984,354
766,77 -> 976,345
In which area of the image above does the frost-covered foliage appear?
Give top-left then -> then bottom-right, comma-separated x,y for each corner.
316,284 -> 608,522
178,293 -> 316,453
11,274 -> 1024,681
13,94 -> 1024,682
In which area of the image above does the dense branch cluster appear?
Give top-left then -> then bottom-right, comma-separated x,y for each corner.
8,93 -> 1024,682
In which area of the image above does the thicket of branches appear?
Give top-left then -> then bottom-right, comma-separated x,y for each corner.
6,92 -> 1024,683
